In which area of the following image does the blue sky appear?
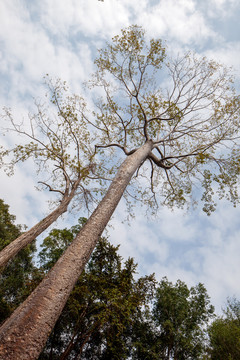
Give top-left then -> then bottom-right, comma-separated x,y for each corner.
0,0 -> 240,313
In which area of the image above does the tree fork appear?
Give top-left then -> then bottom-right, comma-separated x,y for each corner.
0,140 -> 153,360
0,179 -> 80,270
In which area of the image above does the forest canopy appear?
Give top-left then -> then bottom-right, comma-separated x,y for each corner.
2,198 -> 238,359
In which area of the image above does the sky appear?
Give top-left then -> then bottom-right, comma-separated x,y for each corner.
0,0 -> 240,314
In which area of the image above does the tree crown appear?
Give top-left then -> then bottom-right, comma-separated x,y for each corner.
89,26 -> 240,214
1,26 -> 240,215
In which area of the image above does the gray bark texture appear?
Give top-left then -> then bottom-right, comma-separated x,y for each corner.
0,141 -> 153,360
0,179 -> 80,270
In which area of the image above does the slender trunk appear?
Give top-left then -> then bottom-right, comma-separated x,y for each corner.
0,141 -> 153,360
49,327 -> 56,360
59,320 -> 100,360
74,322 -> 101,360
58,308 -> 88,360
58,330 -> 77,360
0,180 -> 80,270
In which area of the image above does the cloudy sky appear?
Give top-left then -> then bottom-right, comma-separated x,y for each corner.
0,0 -> 240,313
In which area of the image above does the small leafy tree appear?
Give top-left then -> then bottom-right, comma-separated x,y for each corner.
208,297 -> 240,360
0,26 -> 240,359
151,278 -> 214,359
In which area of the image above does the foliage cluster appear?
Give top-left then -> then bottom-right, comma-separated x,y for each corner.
1,199 -> 239,359
2,26 -> 240,219
0,199 -> 36,322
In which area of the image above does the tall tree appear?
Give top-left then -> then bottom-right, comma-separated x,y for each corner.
0,199 -> 36,324
208,297 -> 240,359
0,26 -> 240,359
0,78 -> 96,269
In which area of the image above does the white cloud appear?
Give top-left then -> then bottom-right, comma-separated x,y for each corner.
207,0 -> 239,18
0,163 -> 49,228
199,228 -> 240,313
204,42 -> 240,81
138,0 -> 217,46
0,0 -> 95,108
39,0 -> 131,39
108,199 -> 240,314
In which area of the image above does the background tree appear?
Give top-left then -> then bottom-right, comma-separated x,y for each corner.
35,221 -> 215,360
151,278 -> 214,359
0,199 -> 36,324
0,78 -> 97,269
0,26 -> 240,359
0,203 -> 156,359
0,205 -> 156,359
0,201 -> 219,360
36,222 -> 155,359
130,317 -> 160,360
208,297 -> 240,360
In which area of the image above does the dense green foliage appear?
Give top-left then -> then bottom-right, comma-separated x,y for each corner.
38,221 -> 155,359
208,297 -> 240,359
36,221 -> 215,359
152,278 -> 215,359
0,199 -> 36,323
0,200 -> 238,359
131,278 -> 215,360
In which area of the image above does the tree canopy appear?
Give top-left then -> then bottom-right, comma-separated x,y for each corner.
0,199 -> 36,323
1,77 -> 96,209
2,26 -> 240,217
37,222 -> 155,359
88,25 -> 240,214
1,199 -> 239,360
152,278 -> 214,359
36,220 -> 215,359
208,297 -> 240,359
0,77 -> 99,270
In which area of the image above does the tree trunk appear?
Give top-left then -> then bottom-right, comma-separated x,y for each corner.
0,180 -> 80,270
0,140 -> 153,360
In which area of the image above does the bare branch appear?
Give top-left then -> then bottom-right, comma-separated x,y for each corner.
38,181 -> 65,196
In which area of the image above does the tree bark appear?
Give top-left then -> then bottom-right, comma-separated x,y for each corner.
0,140 -> 153,360
0,179 -> 80,270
